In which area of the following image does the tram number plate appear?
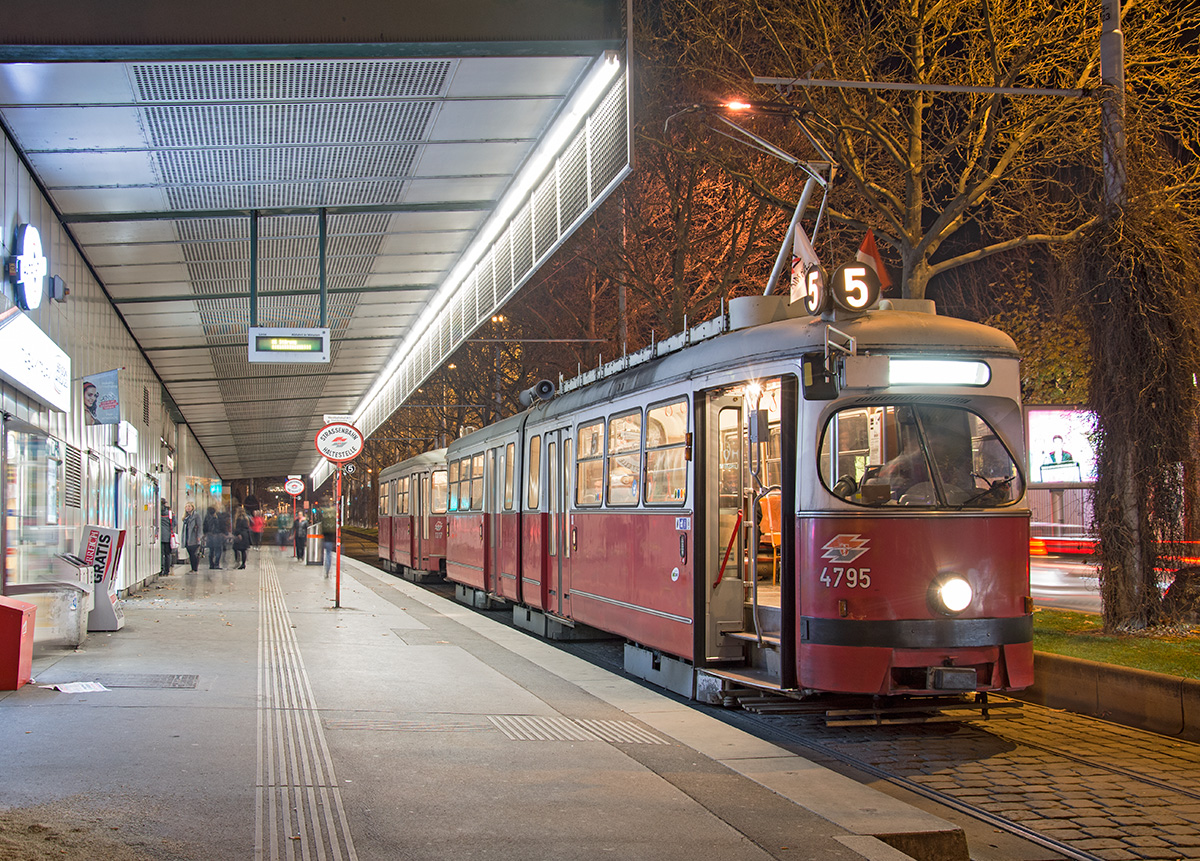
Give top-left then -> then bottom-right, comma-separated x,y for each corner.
819,567 -> 872,588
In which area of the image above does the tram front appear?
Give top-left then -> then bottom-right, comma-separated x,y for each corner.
797,309 -> 1034,697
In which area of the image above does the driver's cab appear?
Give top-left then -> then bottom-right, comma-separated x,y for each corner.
820,403 -> 1023,509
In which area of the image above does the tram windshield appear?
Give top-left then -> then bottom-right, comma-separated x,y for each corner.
820,404 -> 1023,508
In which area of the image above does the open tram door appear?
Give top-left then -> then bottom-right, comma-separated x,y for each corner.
698,376 -> 797,691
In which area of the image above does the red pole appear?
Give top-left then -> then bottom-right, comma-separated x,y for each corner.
335,465 -> 343,609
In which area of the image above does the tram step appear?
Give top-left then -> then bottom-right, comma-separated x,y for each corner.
724,631 -> 781,648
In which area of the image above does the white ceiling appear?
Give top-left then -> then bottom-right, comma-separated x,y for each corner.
0,50 -> 615,478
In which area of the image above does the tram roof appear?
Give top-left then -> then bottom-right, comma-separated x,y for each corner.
444,308 -> 1020,454
0,0 -> 629,483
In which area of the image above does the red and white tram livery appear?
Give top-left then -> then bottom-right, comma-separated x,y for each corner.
430,295 -> 1033,702
377,450 -> 449,582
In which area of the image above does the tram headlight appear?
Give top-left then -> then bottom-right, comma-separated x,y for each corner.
930,574 -> 973,615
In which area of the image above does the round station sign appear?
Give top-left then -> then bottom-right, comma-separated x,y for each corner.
284,478 -> 305,496
315,422 -> 364,463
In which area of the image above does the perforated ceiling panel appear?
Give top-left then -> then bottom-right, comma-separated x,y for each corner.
0,46 -> 627,480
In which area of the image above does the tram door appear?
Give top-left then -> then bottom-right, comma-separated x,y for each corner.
702,394 -> 747,663
413,471 -> 425,570
545,429 -> 572,618
487,448 -> 500,594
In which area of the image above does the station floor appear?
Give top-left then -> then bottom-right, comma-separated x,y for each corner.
1,549 -> 965,861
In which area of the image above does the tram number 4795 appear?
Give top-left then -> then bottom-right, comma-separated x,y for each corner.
820,567 -> 872,588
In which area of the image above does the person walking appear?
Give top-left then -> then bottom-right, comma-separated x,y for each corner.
319,499 -> 338,578
293,508 -> 308,561
203,506 -> 223,569
250,510 -> 265,548
233,509 -> 251,569
181,502 -> 201,573
276,508 -> 293,554
159,501 -> 174,577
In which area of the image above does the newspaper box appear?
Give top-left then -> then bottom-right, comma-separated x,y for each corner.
0,596 -> 36,690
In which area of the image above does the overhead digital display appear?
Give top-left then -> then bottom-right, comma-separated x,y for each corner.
248,327 -> 330,363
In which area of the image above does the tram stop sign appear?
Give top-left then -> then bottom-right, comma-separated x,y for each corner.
315,422 -> 364,464
284,478 -> 305,496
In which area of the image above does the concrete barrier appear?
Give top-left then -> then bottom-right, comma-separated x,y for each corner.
1015,653 -> 1200,742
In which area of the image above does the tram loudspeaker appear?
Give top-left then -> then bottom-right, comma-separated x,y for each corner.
927,666 -> 977,691
519,379 -> 557,408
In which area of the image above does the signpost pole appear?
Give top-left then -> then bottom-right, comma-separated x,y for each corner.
313,421 -> 363,613
335,464 -> 343,609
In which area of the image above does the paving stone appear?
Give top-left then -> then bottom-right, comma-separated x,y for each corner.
1077,838 -> 1133,850
1125,836 -> 1172,848
1128,847 -> 1188,860
1093,850 -> 1139,861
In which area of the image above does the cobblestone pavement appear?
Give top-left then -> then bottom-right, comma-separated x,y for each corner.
753,701 -> 1200,861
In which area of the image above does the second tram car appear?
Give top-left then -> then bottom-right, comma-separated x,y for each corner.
377,450 -> 449,582
384,297 -> 1034,702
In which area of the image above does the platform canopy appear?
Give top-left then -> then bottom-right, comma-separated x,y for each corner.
0,0 -> 630,483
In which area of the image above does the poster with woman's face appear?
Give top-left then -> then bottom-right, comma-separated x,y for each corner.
1026,407 -> 1097,485
82,369 -> 120,425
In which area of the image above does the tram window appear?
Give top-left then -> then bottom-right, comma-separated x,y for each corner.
575,420 -> 604,506
471,454 -> 484,511
379,484 -> 388,516
607,410 -> 642,506
527,435 -> 542,509
819,404 -> 1024,508
504,442 -> 516,510
431,470 -> 448,514
448,460 -> 460,512
396,477 -> 407,515
644,399 -> 688,506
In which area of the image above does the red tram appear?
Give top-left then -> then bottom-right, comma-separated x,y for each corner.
380,296 -> 1034,702
377,450 -> 449,582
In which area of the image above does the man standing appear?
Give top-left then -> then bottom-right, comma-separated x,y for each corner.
159,501 -> 174,577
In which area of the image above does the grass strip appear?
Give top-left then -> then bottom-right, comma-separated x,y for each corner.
1033,608 -> 1200,680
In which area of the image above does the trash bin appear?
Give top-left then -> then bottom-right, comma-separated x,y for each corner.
306,521 -> 323,565
0,595 -> 37,690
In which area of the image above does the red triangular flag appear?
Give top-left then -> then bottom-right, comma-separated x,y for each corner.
856,230 -> 893,291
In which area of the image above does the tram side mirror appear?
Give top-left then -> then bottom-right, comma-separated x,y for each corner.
802,352 -> 838,400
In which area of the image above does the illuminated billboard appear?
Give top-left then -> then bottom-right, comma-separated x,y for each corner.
1025,406 -> 1097,485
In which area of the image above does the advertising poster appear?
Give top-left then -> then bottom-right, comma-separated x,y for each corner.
1026,407 -> 1097,485
82,525 -> 126,631
82,368 -> 120,425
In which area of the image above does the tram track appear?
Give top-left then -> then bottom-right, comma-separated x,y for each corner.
342,535 -> 1200,861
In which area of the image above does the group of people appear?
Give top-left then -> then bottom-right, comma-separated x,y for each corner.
170,497 -> 340,575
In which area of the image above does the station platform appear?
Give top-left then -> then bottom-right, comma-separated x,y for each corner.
1,550 -> 966,861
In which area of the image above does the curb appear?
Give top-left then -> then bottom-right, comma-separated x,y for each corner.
1013,652 -> 1200,741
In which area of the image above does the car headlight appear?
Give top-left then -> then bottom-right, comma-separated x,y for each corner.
930,574 -> 973,615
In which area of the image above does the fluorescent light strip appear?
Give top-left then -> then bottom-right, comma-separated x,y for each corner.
311,55 -> 624,485
352,54 -> 621,427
